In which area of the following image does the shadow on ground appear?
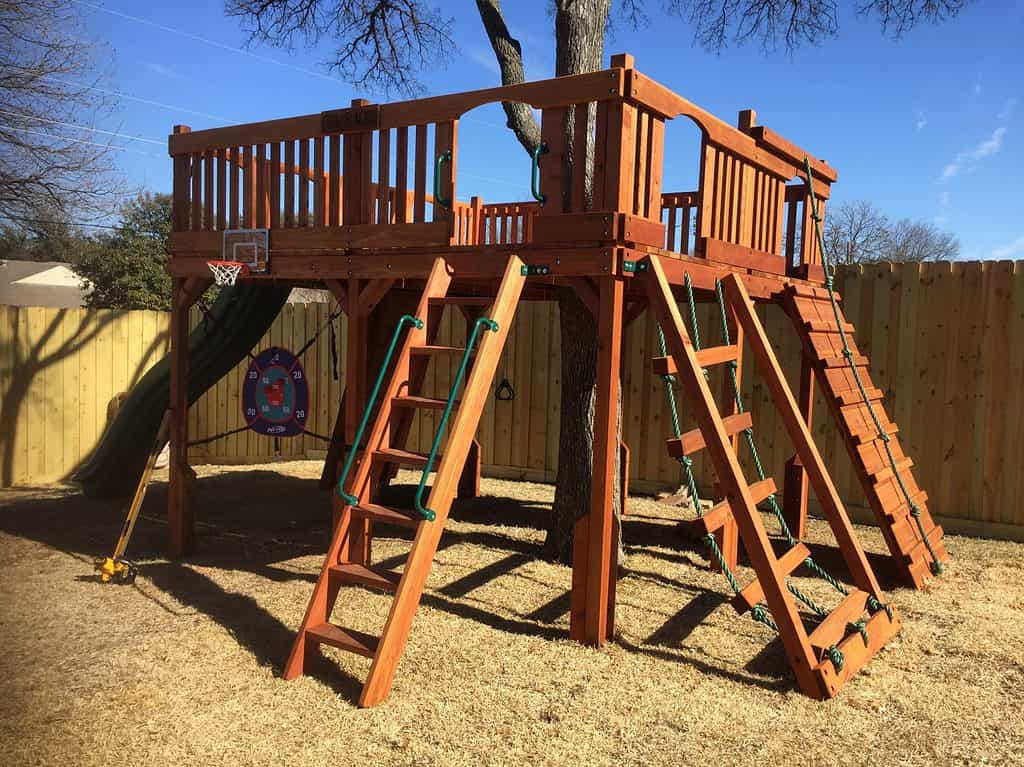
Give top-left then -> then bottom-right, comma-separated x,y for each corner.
0,467 -> 892,700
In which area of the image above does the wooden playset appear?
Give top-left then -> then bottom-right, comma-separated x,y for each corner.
164,54 -> 947,706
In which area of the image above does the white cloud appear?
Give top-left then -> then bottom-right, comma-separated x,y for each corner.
916,112 -> 928,130
991,236 -> 1024,259
145,61 -> 181,80
942,126 -> 1007,178
998,98 -> 1018,122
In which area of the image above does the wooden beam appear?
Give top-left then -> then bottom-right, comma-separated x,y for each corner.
782,351 -> 815,539
168,278 -> 195,557
358,278 -> 397,316
583,276 -> 624,645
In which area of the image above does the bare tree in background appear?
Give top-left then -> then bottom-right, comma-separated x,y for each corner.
887,218 -> 960,262
826,200 -> 960,264
824,200 -> 892,265
0,0 -> 120,228
225,0 -> 968,563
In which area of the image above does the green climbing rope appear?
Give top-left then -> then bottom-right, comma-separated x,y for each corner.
655,285 -> 777,634
802,157 -> 942,576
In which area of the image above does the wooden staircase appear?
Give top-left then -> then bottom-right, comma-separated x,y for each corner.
283,255 -> 526,707
780,284 -> 948,588
644,258 -> 901,699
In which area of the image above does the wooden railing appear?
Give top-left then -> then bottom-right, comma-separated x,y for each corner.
167,53 -> 835,280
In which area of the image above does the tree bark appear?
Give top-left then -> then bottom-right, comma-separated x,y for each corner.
475,0 -> 617,565
541,0 -> 617,565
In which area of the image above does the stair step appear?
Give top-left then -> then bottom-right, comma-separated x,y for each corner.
306,622 -> 380,658
373,447 -> 440,469
392,395 -> 459,411
807,590 -> 869,654
733,542 -> 810,614
869,456 -> 914,482
411,345 -> 471,357
695,478 -> 776,536
351,503 -> 422,529
667,412 -> 752,459
329,562 -> 402,593
902,523 -> 946,566
428,296 -> 494,306
821,353 -> 869,368
835,386 -> 885,406
652,344 -> 739,377
805,319 -> 856,335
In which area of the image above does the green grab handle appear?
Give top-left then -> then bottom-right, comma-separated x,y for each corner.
531,143 -> 549,203
337,314 -> 424,506
414,317 -> 499,521
434,150 -> 452,209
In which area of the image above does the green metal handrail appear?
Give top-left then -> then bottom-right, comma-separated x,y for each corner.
337,314 -> 424,505
413,316 -> 499,521
531,142 -> 549,203
434,150 -> 452,209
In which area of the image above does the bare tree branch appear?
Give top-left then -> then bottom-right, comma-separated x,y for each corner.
825,199 -> 959,263
225,0 -> 456,96
653,0 -> 967,52
0,0 -> 120,227
474,0 -> 541,155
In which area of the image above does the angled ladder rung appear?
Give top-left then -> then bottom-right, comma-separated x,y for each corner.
693,478 -> 776,536
807,590 -> 869,654
306,623 -> 380,658
652,344 -> 739,376
411,344 -> 472,358
351,503 -> 423,530
373,447 -> 441,468
329,563 -> 402,593
391,395 -> 460,411
732,541 -> 810,614
667,412 -> 752,458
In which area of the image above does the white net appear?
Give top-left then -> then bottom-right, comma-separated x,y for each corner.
207,260 -> 247,286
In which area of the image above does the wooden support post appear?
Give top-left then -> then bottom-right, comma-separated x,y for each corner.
344,278 -> 371,564
168,277 -> 195,557
782,351 -> 814,540
458,439 -> 481,499
570,276 -> 624,646
714,302 -> 742,572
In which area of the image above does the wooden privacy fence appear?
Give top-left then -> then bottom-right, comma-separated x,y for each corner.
2,260 -> 1022,537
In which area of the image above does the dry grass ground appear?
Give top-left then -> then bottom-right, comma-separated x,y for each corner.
0,461 -> 1022,766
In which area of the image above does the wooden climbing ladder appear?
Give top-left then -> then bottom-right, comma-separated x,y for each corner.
283,255 -> 526,707
645,257 -> 901,699
781,284 -> 948,587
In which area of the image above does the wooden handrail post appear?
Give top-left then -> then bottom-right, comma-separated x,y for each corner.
168,278 -> 196,557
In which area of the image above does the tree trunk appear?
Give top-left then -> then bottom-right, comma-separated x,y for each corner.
540,0 -> 618,564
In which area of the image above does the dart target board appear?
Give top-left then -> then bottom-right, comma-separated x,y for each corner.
242,347 -> 309,437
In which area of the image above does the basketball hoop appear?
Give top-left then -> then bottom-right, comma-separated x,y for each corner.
207,260 -> 249,286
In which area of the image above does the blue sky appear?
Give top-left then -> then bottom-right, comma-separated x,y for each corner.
78,0 -> 1022,260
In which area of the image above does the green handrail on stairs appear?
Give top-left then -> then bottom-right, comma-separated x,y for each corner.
434,150 -> 452,209
337,314 -> 424,506
413,316 -> 499,521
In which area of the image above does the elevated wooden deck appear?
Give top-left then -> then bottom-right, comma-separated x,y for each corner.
166,53 -> 835,294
